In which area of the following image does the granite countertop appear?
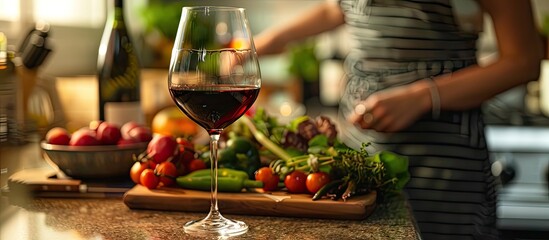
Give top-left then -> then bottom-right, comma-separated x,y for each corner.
1,192 -> 418,240
1,137 -> 419,240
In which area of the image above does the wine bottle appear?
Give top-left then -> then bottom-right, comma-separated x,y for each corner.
97,0 -> 144,125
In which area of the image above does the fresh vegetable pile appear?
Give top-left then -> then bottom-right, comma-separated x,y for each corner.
233,108 -> 410,201
130,135 -> 207,189
131,108 -> 410,201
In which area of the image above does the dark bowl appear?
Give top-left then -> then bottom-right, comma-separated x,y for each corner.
40,141 -> 148,179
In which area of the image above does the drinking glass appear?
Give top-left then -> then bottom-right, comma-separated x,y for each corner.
167,6 -> 260,237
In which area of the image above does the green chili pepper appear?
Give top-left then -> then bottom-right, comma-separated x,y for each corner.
176,176 -> 263,192
185,168 -> 249,180
176,168 -> 262,192
312,179 -> 344,201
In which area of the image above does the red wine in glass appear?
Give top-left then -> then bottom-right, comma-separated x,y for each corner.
168,6 -> 260,237
169,85 -> 259,133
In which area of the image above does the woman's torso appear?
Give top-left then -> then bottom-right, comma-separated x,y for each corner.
336,1 -> 499,239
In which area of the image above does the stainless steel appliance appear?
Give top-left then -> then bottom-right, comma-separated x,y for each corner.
486,126 -> 549,238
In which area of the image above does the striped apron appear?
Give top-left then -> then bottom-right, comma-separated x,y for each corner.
337,0 -> 499,239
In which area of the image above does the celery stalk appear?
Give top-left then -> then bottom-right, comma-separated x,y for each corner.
240,116 -> 292,161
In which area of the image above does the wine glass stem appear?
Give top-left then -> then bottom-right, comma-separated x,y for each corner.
209,133 -> 221,216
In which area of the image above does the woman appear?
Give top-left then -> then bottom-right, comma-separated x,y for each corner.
254,0 -> 543,239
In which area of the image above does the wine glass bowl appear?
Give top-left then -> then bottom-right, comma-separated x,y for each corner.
168,6 -> 260,237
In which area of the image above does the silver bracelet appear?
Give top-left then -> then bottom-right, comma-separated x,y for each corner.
426,76 -> 441,119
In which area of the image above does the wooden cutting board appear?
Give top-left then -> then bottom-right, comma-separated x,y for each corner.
7,168 -> 133,198
123,185 -> 377,220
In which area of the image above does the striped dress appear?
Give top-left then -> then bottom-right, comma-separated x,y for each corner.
337,0 -> 499,239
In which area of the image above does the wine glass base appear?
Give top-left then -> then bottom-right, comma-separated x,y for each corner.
184,215 -> 248,237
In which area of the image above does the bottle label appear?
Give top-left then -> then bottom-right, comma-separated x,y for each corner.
104,101 -> 144,126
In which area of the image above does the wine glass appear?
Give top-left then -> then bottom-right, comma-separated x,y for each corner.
167,6 -> 260,237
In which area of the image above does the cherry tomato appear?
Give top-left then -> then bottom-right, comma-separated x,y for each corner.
179,149 -> 195,164
284,170 -> 308,193
173,157 -> 188,176
175,137 -> 196,166
306,172 -> 331,195
130,161 -> 149,184
147,160 -> 157,170
255,167 -> 279,191
140,169 -> 159,189
176,137 -> 194,150
188,159 -> 207,173
155,161 -> 177,186
147,135 -> 178,163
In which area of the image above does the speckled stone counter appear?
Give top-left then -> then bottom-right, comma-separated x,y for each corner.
1,141 -> 418,239
1,193 -> 418,240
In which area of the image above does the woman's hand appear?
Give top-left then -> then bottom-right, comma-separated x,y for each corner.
348,80 -> 432,132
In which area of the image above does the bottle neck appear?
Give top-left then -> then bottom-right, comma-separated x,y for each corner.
108,0 -> 125,23
114,0 -> 123,7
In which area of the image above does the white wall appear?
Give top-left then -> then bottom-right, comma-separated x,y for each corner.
1,0 -> 547,78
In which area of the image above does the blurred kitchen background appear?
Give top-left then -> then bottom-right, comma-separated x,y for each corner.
1,0 -> 548,239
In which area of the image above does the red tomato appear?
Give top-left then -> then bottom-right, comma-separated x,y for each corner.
147,135 -> 178,163
176,138 -> 195,164
140,169 -> 159,189
188,159 -> 207,173
306,172 -> 331,194
173,157 -> 188,176
284,170 -> 308,193
130,161 -> 149,184
255,167 -> 279,191
155,161 -> 177,186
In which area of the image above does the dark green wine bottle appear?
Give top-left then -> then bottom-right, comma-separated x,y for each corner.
97,0 -> 143,125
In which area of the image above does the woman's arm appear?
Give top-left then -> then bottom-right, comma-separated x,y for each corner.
254,1 -> 345,56
433,0 -> 543,111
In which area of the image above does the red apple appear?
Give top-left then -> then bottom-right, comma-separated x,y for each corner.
128,126 -> 152,142
120,121 -> 141,140
88,120 -> 103,132
70,128 -> 100,146
147,135 -> 178,163
45,127 -> 71,145
96,122 -> 122,145
117,137 -> 140,146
